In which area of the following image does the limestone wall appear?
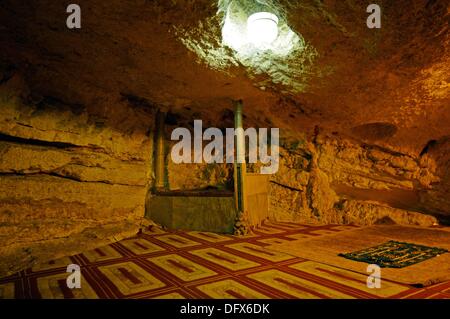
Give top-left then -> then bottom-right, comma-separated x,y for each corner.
163,122 -> 234,191
270,134 -> 447,226
0,74 -> 154,277
1,71 -> 447,277
418,137 -> 450,223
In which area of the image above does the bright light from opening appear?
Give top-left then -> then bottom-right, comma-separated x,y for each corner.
247,12 -> 279,49
220,4 -> 300,57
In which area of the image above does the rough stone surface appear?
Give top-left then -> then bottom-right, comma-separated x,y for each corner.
269,134 -> 444,226
419,137 -> 450,222
1,1 -> 449,155
0,0 -> 449,275
0,74 -> 154,277
338,200 -> 437,227
167,161 -> 233,191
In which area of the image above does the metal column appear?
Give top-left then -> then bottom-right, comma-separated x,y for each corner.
233,100 -> 247,214
155,111 -> 166,190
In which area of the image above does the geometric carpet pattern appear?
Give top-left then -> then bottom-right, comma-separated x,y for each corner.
1,221 -> 449,299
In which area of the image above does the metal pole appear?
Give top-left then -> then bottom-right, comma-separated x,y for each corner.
155,111 -> 166,190
233,100 -> 246,213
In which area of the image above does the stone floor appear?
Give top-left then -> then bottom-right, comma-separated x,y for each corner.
1,221 -> 449,299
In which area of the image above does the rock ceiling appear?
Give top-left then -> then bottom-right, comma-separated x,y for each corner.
0,0 -> 449,155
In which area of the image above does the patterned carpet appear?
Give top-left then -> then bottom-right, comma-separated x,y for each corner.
1,221 -> 449,299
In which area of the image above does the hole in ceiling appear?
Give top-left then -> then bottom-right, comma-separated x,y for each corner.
174,0 -> 320,94
247,12 -> 279,48
221,0 -> 302,56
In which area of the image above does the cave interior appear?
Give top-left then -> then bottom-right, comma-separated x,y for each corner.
0,0 -> 449,299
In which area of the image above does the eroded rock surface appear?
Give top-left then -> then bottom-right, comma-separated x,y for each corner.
269,134 -> 446,226
0,74 -> 154,277
0,0 -> 449,276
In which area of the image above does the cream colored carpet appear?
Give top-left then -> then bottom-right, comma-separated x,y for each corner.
268,225 -> 450,287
